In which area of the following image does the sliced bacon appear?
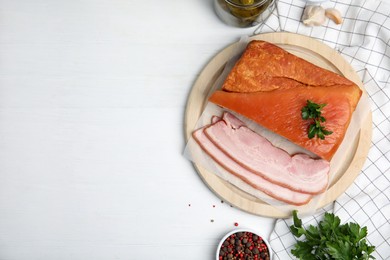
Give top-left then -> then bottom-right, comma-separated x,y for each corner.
204,112 -> 330,195
211,115 -> 220,124
192,123 -> 312,205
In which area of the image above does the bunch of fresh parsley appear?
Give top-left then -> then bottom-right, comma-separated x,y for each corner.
290,210 -> 375,259
301,100 -> 333,139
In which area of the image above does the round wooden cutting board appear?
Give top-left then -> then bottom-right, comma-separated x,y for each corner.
184,32 -> 372,218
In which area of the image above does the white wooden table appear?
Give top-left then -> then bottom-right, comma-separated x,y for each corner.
0,0 -> 388,259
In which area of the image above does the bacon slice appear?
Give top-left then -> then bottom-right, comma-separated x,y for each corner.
204,112 -> 330,195
192,123 -> 312,205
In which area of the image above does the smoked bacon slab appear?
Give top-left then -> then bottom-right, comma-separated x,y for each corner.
210,40 -> 362,161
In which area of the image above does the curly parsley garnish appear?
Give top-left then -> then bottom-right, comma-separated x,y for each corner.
301,100 -> 333,139
290,210 -> 376,259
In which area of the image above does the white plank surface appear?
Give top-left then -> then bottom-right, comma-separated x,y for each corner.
2,0 -> 388,259
0,1 -> 274,259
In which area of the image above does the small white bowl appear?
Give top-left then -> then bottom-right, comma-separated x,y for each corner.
216,228 -> 273,260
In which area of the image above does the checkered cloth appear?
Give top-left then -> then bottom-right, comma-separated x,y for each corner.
253,0 -> 390,259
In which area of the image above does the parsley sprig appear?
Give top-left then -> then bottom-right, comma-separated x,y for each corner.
290,210 -> 376,260
301,100 -> 333,139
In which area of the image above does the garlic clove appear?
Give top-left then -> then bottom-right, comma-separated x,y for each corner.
302,5 -> 326,26
325,8 -> 343,24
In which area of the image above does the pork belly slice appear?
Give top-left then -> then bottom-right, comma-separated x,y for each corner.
211,115 -> 220,124
204,112 -> 330,194
192,124 -> 312,205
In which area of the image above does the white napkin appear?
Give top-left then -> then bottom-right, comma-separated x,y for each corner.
253,0 -> 390,259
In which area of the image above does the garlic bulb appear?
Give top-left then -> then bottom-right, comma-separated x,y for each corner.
325,8 -> 343,24
302,5 -> 326,26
